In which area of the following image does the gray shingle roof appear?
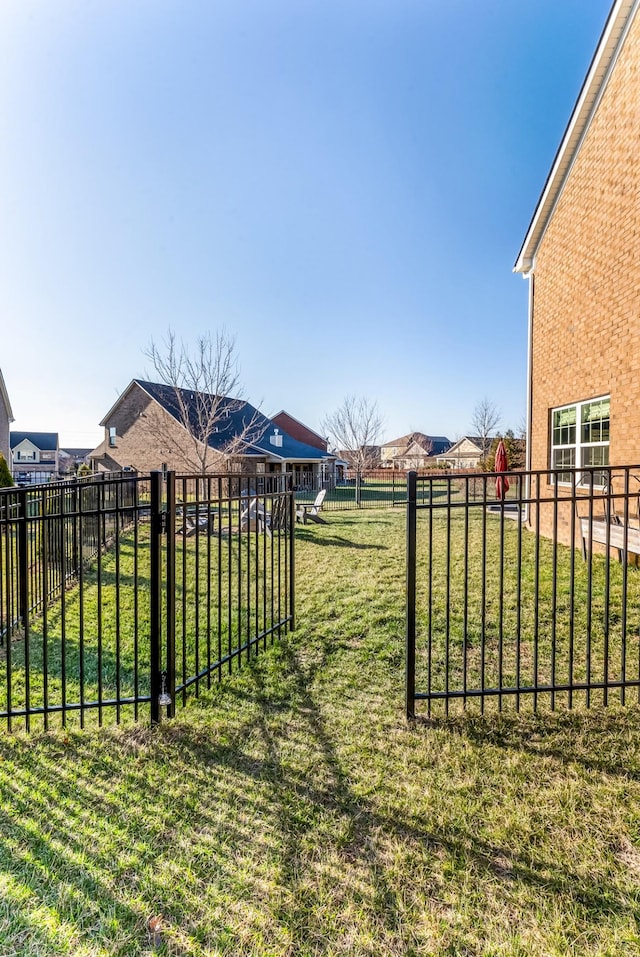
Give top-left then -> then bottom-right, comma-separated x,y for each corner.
10,431 -> 59,451
382,432 -> 451,455
136,380 -> 330,462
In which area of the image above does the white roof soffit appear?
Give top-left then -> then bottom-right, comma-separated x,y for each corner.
514,0 -> 638,275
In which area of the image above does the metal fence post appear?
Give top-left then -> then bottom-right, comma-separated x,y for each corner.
289,480 -> 296,631
406,470 -> 417,719
150,471 -> 163,724
165,471 -> 176,719
17,487 -> 29,629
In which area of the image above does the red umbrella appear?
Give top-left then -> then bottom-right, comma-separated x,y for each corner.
495,439 -> 510,500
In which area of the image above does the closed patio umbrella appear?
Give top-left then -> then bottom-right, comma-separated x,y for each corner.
495,439 -> 509,501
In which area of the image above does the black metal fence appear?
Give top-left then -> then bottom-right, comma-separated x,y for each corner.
296,470 -> 411,511
0,471 -> 294,731
406,465 -> 640,717
0,474 -> 138,639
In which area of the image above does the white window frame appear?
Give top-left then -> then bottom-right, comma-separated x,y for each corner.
550,395 -> 610,487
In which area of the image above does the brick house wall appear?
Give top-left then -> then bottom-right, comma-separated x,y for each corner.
0,370 -> 12,466
92,381 -> 267,475
93,382 -> 222,473
522,8 -> 640,545
0,401 -> 9,466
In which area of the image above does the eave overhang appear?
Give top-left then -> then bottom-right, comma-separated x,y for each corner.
514,0 -> 638,276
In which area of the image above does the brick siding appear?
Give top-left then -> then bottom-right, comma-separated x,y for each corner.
0,405 -> 9,466
95,382 -> 265,475
529,12 -> 640,543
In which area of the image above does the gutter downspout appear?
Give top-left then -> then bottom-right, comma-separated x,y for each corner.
524,271 -> 535,524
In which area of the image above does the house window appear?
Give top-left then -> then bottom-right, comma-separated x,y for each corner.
551,396 -> 610,485
109,427 -> 117,448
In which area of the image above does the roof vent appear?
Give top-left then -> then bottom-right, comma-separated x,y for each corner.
270,428 -> 283,448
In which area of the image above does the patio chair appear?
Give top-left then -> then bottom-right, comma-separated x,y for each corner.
296,488 -> 327,525
238,496 -> 291,537
176,504 -> 215,537
262,496 -> 290,537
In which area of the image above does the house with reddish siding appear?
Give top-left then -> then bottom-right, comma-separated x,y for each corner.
514,0 -> 640,541
270,411 -> 328,453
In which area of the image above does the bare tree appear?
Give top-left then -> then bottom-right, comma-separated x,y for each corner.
145,329 -> 264,473
322,396 -> 384,473
471,397 -> 501,457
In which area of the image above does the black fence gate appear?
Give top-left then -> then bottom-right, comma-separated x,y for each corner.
406,466 -> 640,718
0,470 -> 294,731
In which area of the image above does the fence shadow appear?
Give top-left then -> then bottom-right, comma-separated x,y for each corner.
421,706 -> 640,781
295,528 -> 388,550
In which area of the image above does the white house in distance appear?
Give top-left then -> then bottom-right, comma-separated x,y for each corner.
380,432 -> 451,470
436,436 -> 485,470
10,432 -> 60,484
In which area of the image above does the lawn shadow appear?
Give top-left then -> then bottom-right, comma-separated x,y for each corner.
294,529 -> 388,550
176,643 -> 640,945
424,705 -> 640,782
3,640 -> 640,953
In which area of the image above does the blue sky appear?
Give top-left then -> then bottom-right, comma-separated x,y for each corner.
1,0 -> 612,448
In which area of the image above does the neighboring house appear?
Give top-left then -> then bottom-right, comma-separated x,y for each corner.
90,379 -> 336,490
514,0 -> 639,498
11,432 -> 60,484
59,448 -> 93,474
380,432 -> 451,470
436,436 -> 485,470
270,411 -> 328,453
0,369 -> 14,465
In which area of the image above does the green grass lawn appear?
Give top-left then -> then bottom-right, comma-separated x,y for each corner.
1,509 -> 640,954
0,517 -> 292,729
294,479 -> 409,509
413,506 -> 640,715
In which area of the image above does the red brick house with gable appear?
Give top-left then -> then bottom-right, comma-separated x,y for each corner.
515,0 -> 640,496
270,411 -> 328,453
